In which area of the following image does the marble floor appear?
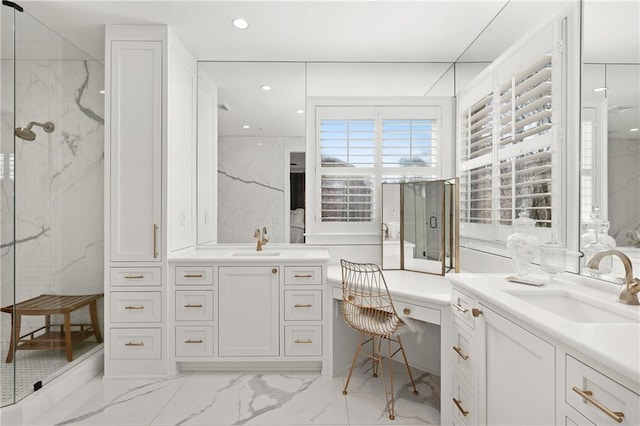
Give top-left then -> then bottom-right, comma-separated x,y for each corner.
30,362 -> 440,426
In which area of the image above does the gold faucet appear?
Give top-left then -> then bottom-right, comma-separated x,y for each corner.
254,227 -> 269,251
586,249 -> 640,305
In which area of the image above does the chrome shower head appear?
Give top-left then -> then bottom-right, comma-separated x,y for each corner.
15,121 -> 55,141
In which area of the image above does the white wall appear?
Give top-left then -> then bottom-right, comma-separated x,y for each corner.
608,137 -> 640,246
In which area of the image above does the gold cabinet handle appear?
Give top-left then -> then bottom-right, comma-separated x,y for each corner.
184,274 -> 203,278
153,224 -> 159,258
472,308 -> 483,317
294,304 -> 312,308
125,275 -> 144,279
125,305 -> 144,310
125,342 -> 144,347
453,303 -> 468,314
453,346 -> 470,360
272,268 -> 278,274
294,274 -> 313,278
572,387 -> 624,423
294,339 -> 312,344
184,304 -> 203,308
453,398 -> 469,417
403,307 -> 411,315
185,339 -> 203,344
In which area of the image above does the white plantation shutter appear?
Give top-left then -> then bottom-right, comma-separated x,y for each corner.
381,119 -> 438,168
459,49 -> 559,243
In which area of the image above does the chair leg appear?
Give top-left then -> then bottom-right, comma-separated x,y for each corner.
396,335 -> 419,395
385,336 -> 396,420
372,336 -> 382,378
343,332 -> 366,395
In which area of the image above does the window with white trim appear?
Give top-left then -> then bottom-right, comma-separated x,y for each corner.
313,104 -> 445,236
458,22 -> 564,245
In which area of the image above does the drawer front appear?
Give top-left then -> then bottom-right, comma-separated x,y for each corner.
452,372 -> 477,426
284,290 -> 322,321
284,326 -> 322,357
566,355 -> 639,425
452,288 -> 475,330
395,301 -> 440,325
284,266 -> 322,285
110,328 -> 161,359
175,326 -> 214,357
175,266 -> 214,286
175,291 -> 214,321
110,267 -> 162,287
111,292 -> 162,323
452,321 -> 476,388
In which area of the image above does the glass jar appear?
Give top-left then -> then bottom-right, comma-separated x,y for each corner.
581,208 -> 616,276
506,211 -> 540,279
539,225 -> 566,282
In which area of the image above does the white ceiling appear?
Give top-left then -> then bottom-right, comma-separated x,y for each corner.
12,0 -> 640,138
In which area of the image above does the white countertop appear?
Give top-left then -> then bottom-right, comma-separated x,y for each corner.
327,265 -> 452,306
169,245 -> 330,263
449,273 -> 640,390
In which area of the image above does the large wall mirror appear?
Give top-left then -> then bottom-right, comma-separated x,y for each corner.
580,1 -> 640,279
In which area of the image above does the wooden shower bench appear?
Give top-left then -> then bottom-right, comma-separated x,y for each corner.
1,293 -> 103,363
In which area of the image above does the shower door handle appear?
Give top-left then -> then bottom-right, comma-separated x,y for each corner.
429,216 -> 438,229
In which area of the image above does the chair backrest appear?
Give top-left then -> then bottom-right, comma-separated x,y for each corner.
340,259 -> 402,337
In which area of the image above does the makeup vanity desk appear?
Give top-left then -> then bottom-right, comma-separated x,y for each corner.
326,266 -> 453,425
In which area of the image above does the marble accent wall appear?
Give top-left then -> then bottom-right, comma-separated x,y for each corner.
218,136 -> 305,243
1,59 -> 104,340
608,137 -> 640,246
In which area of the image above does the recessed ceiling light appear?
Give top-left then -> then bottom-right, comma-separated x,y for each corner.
296,109 -> 304,114
232,18 -> 249,30
242,125 -> 250,129
99,90 -> 105,95
630,128 -> 639,132
261,85 -> 272,91
593,86 -> 608,92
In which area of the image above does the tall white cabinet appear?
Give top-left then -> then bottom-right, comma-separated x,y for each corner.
105,25 -> 197,377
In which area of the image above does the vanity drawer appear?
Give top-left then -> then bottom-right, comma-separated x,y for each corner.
175,266 -> 214,286
284,326 -> 322,356
284,266 -> 322,285
452,288 -> 476,330
284,290 -> 322,321
175,326 -> 213,357
110,328 -> 161,360
452,372 -> 477,426
566,355 -> 639,425
452,321 -> 476,389
110,267 -> 162,287
175,291 -> 213,321
110,292 -> 161,323
395,301 -> 440,325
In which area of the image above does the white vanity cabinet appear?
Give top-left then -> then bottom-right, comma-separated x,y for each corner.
451,287 -> 556,425
218,266 -> 280,357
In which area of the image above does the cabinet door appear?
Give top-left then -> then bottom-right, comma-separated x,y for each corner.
218,266 -> 279,356
110,40 -> 162,261
478,303 -> 555,425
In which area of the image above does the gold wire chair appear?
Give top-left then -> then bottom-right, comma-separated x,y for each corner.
340,259 -> 418,420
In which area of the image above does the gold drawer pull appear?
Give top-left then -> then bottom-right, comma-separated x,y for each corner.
185,339 -> 203,344
403,307 -> 411,315
125,275 -> 144,279
453,303 -> 468,314
294,274 -> 313,278
184,274 -> 203,278
453,346 -> 470,360
472,308 -> 483,317
125,342 -> 144,347
125,305 -> 144,310
294,304 -> 312,308
572,387 -> 624,423
184,304 -> 203,308
295,339 -> 313,344
453,398 -> 469,417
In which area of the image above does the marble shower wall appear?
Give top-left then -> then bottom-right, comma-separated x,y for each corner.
608,137 -> 640,246
218,136 -> 305,243
1,59 -> 104,340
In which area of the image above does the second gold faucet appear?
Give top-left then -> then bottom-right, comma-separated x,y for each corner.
254,227 -> 269,251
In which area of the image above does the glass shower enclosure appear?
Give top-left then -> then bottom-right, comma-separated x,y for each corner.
1,1 -> 104,407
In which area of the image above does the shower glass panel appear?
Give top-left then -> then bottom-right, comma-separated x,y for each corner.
1,3 -> 104,407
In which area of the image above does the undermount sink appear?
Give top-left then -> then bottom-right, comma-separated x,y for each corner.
229,251 -> 281,257
505,289 -> 637,324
